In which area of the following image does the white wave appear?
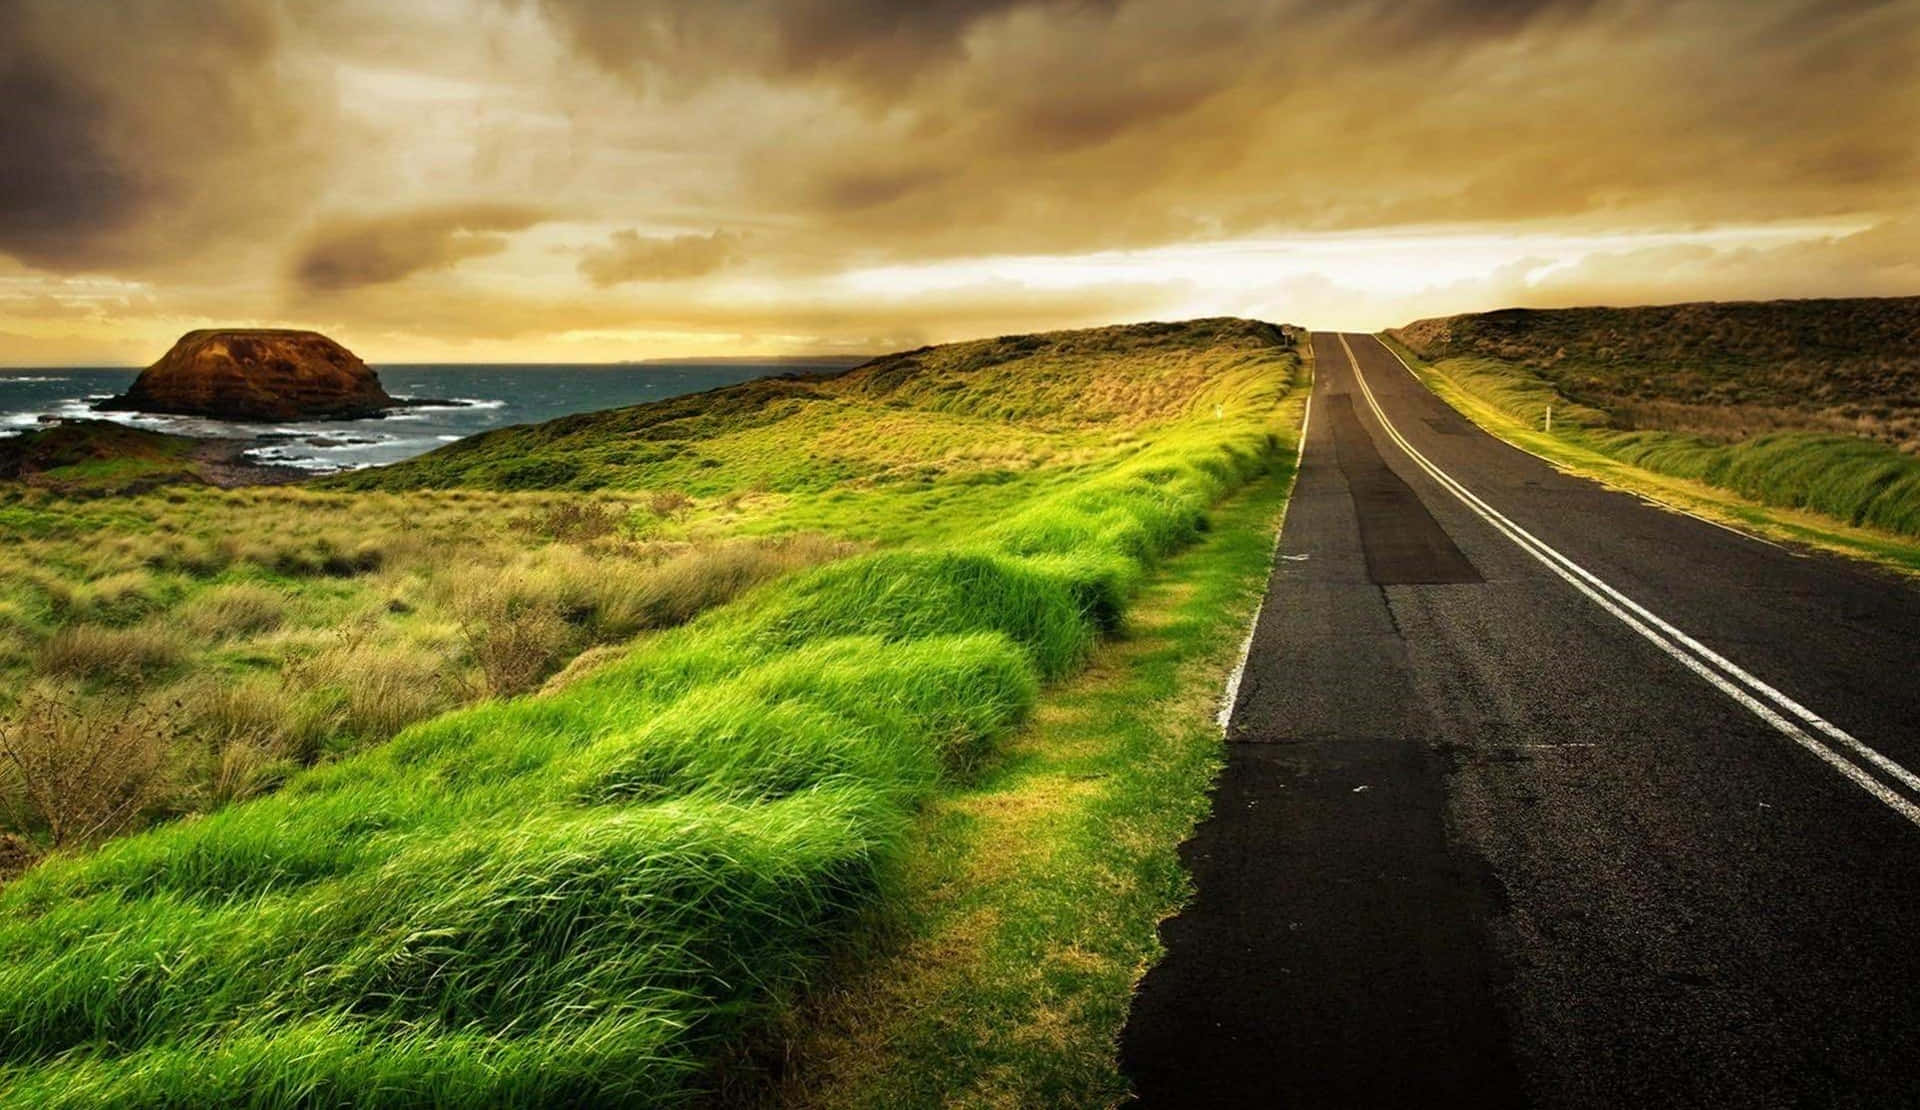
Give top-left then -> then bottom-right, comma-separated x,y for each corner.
241,446 -> 345,472
0,376 -> 69,383
392,396 -> 507,411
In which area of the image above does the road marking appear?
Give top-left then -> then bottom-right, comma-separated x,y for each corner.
1339,332 -> 1920,829
1219,358 -> 1316,731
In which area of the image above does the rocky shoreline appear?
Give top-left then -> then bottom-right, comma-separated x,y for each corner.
186,435 -> 319,487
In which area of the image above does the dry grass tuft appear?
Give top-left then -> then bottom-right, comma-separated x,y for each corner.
513,500 -> 627,543
178,583 -> 288,641
36,624 -> 185,681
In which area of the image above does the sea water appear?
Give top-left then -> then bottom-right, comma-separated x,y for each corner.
0,363 -> 832,472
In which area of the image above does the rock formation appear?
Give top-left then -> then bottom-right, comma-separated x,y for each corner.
99,329 -> 395,421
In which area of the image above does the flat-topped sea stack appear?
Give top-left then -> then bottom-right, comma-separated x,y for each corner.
100,329 -> 395,422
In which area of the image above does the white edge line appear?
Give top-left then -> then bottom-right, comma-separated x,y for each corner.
1218,360 -> 1315,732
1365,336 -> 1918,791
1342,333 -> 1920,829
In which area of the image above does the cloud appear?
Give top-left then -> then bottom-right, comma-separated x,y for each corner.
2,0 -> 1916,362
0,0 -> 333,272
529,0 -> 1121,95
292,204 -> 552,293
578,230 -> 740,286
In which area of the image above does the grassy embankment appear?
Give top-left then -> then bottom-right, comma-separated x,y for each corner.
0,319 -> 1298,1105
1388,298 -> 1920,570
750,373 -> 1307,1107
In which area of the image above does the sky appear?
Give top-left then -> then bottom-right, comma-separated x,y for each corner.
0,0 -> 1915,365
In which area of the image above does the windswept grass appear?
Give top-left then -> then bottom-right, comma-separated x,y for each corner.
0,318 -> 1299,1104
0,491 -> 853,841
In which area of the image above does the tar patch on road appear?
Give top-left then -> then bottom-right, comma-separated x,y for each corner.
1328,394 -> 1482,586
1120,740 -> 1524,1108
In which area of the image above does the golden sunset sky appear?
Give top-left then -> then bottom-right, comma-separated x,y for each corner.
1,0 -> 1915,365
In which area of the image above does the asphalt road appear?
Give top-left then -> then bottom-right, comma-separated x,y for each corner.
1121,332 -> 1920,1108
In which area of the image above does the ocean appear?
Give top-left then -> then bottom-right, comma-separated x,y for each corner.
0,363 -> 836,472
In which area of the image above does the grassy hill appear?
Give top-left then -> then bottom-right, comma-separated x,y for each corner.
1390,298 -> 1920,539
0,318 -> 1302,1105
1394,297 -> 1920,447
0,422 -> 213,494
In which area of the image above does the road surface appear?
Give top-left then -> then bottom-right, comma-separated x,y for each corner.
1121,332 -> 1920,1107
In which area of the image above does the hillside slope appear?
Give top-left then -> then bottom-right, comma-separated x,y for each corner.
331,318 -> 1292,498
1395,297 -> 1920,447
1389,298 -> 1920,540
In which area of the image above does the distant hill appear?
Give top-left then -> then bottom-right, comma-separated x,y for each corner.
1392,297 -> 1920,448
624,355 -> 871,370
329,318 -> 1295,493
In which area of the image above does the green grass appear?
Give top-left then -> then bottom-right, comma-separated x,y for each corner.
1381,335 -> 1920,572
747,378 -> 1308,1108
0,318 -> 1300,1105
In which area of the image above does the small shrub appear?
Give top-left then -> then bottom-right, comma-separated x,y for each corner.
0,690 -> 170,846
648,489 -> 694,519
457,593 -> 576,697
0,832 -> 34,881
512,501 -> 624,543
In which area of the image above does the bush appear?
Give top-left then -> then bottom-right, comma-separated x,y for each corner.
457,592 -> 576,697
511,500 -> 625,543
648,489 -> 694,519
0,691 -> 170,847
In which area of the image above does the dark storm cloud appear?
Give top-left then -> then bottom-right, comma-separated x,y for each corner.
0,0 -> 329,272
530,0 -> 1121,94
0,51 -> 147,258
577,230 -> 739,286
293,205 -> 552,293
